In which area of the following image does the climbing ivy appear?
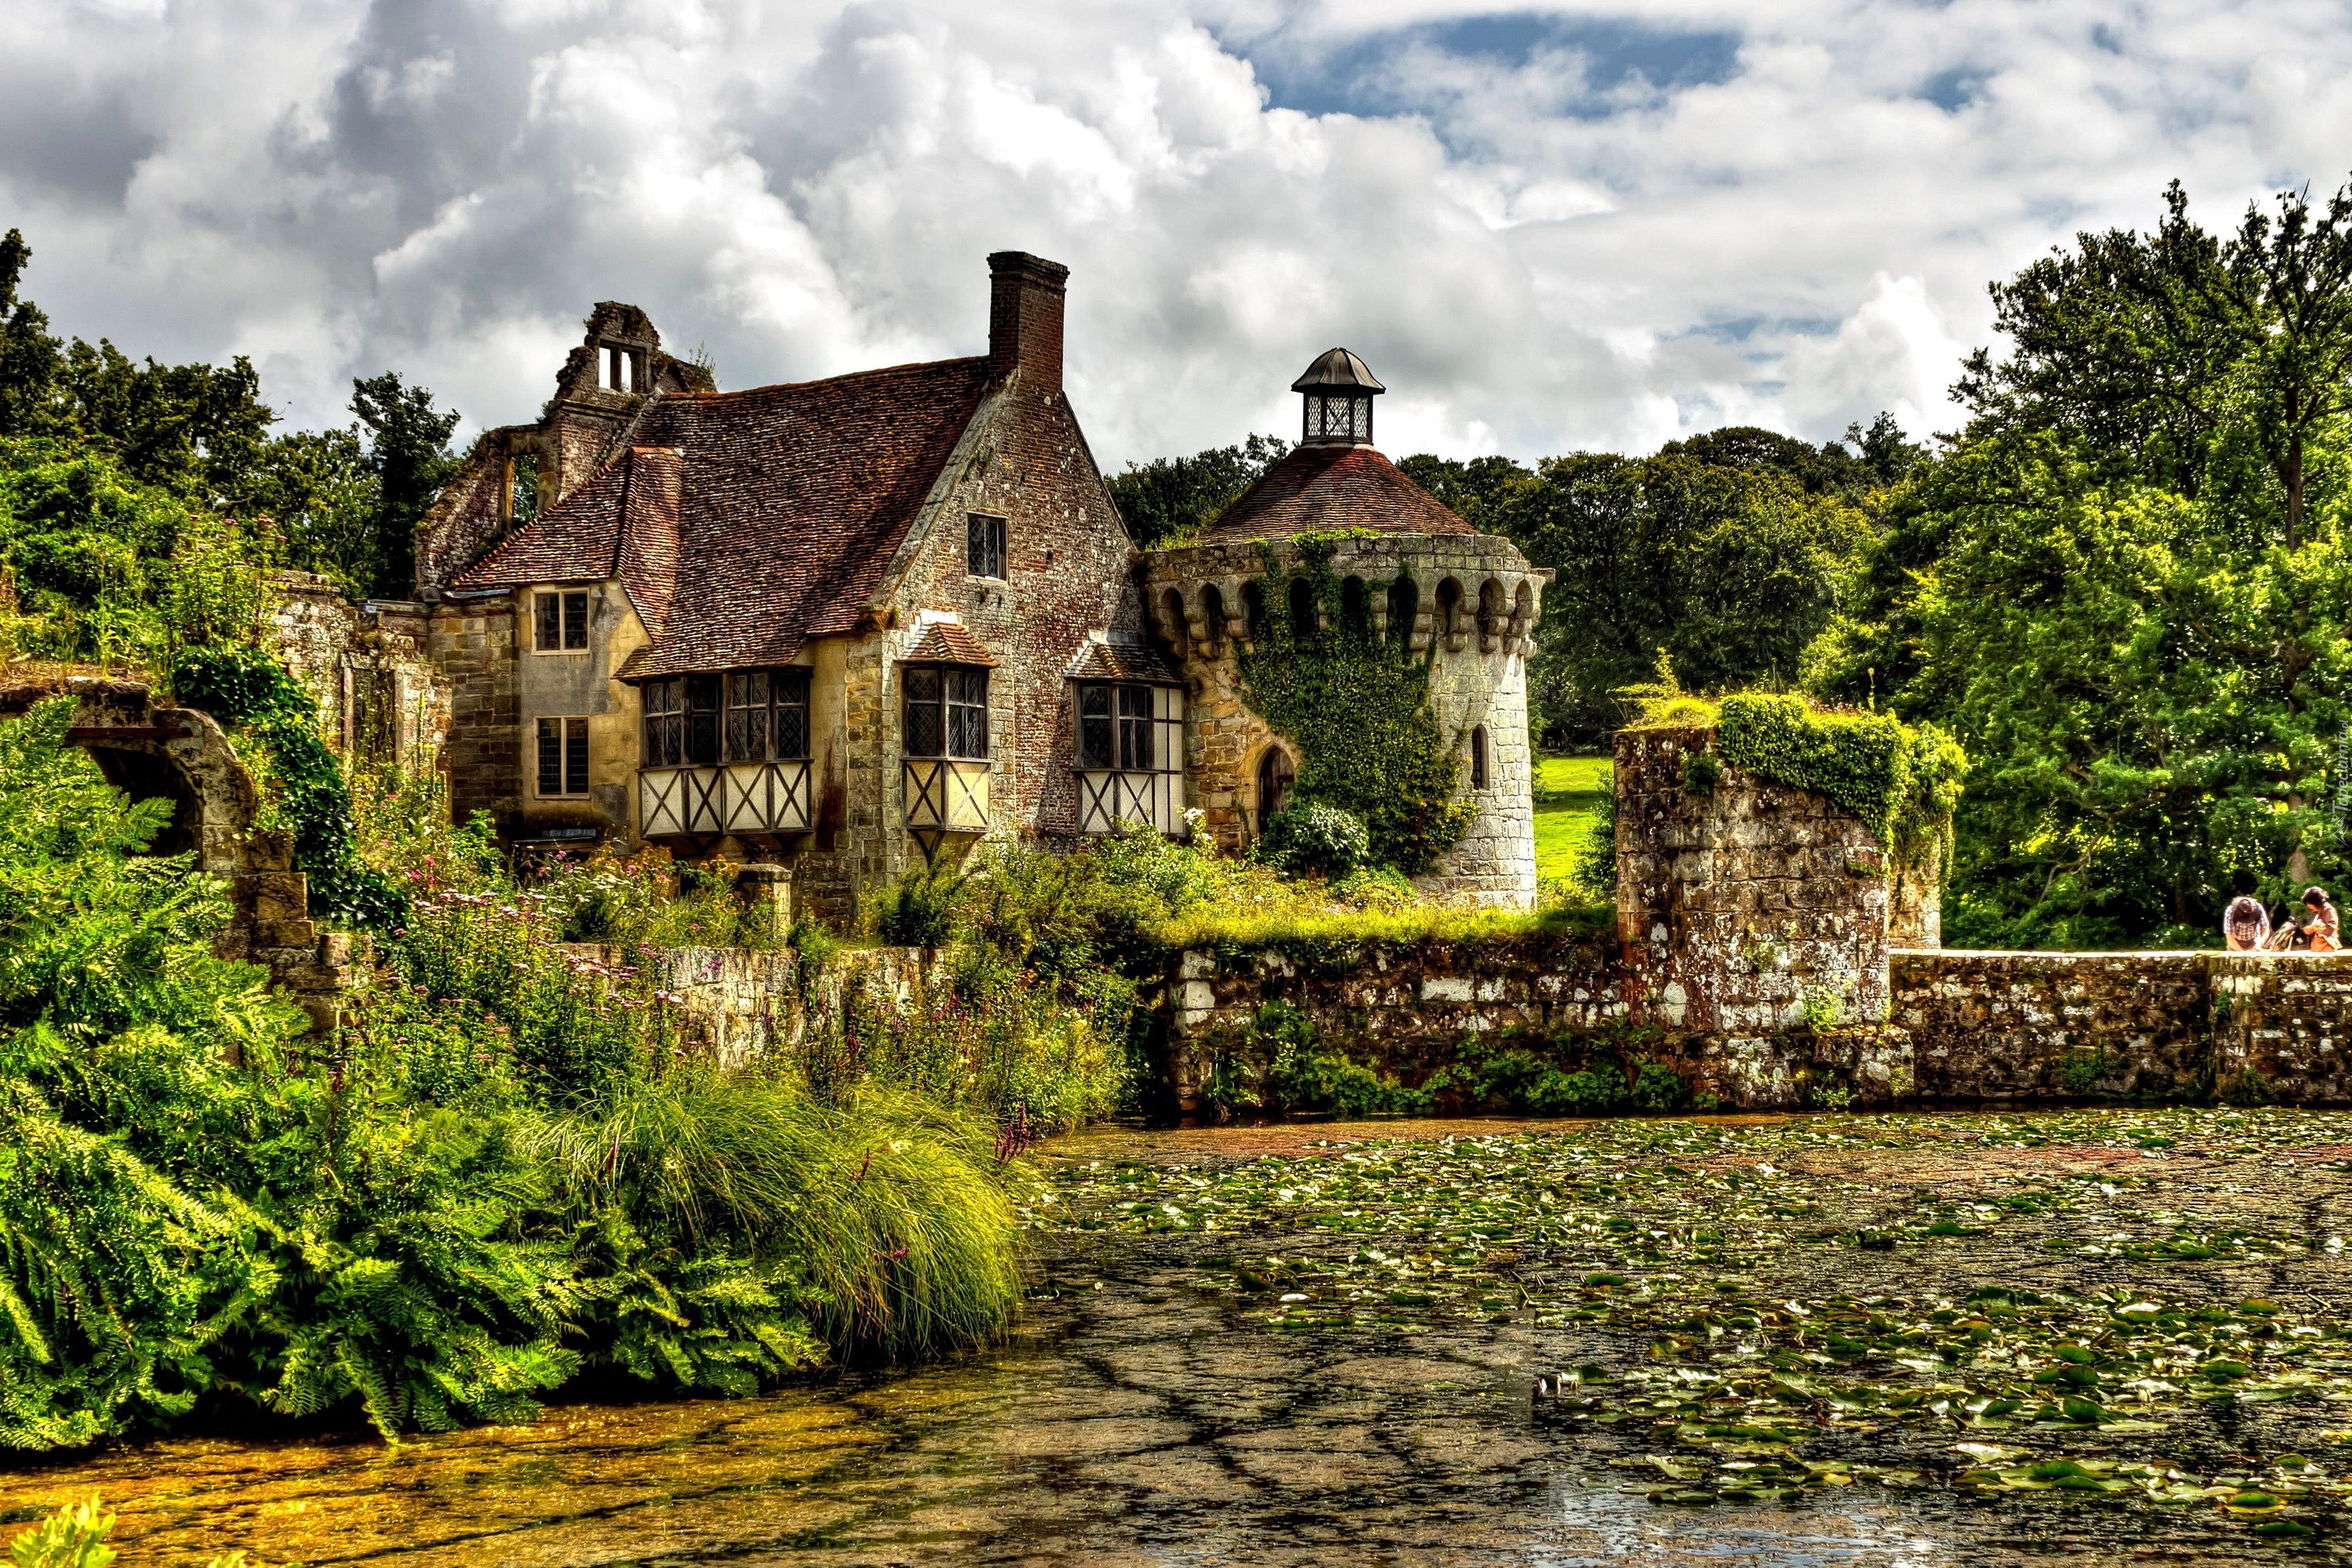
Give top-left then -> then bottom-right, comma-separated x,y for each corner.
172,644 -> 406,927
1711,691 -> 1965,868
1235,533 -> 1476,873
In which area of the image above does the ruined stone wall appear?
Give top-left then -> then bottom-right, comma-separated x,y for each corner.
11,678 -> 359,1034
1615,724 -> 1892,1037
426,591 -> 522,833
263,572 -> 452,768
563,942 -> 942,1068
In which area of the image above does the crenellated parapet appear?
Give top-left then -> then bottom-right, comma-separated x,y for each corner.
1140,534 -> 1548,665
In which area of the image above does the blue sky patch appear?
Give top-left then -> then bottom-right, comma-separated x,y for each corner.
1237,12 -> 1744,121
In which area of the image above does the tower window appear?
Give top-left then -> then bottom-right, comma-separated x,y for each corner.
1470,725 -> 1489,790
537,717 -> 590,797
968,514 -> 1007,579
534,590 -> 589,652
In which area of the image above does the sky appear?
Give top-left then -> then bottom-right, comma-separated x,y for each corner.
3,0 -> 2348,469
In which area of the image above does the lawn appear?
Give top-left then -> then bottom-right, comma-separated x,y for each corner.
1532,753 -> 1610,884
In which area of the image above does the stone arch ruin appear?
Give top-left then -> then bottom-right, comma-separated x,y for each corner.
3,677 -> 356,1035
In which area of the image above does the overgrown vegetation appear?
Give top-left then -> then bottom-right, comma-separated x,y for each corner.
1236,534 -> 1477,872
0,702 -> 1023,1453
0,229 -> 460,620
1806,176 -> 2352,946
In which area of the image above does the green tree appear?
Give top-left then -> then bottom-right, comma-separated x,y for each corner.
350,372 -> 459,600
1107,433 -> 1289,548
1812,175 -> 2352,946
1484,448 -> 1874,746
1958,178 -> 2352,548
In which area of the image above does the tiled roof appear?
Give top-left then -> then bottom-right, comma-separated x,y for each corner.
1193,444 -> 1475,545
454,458 -> 630,589
615,448 -> 683,636
906,620 -> 998,666
1065,640 -> 1181,684
454,357 -> 995,674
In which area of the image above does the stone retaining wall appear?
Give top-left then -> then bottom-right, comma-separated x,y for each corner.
1892,949 -> 2352,1106
562,942 -> 938,1068
1164,932 -> 1624,1117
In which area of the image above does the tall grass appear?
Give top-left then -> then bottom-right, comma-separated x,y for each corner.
527,1071 -> 1023,1359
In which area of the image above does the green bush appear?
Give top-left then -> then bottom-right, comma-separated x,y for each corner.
1256,1000 -> 1428,1118
171,644 -> 404,927
866,859 -> 967,948
0,699 -> 1026,1450
1258,801 -> 1372,878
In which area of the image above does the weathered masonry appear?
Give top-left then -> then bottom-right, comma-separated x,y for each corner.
1143,350 -> 1550,906
5,677 -> 358,1035
1159,721 -> 2352,1116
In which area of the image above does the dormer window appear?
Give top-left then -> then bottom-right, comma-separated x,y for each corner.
1292,347 -> 1384,448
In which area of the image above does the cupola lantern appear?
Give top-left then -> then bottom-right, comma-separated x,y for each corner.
1292,347 -> 1384,448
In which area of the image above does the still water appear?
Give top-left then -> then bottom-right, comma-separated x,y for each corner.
2,1118 -> 2336,1566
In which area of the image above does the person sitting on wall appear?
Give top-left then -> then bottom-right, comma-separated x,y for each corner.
2223,895 -> 2271,952
2305,887 -> 2341,953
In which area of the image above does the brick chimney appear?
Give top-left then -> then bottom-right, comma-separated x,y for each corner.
987,251 -> 1069,394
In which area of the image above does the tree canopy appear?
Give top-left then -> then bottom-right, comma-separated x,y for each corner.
0,229 -> 459,612
1812,176 -> 2352,946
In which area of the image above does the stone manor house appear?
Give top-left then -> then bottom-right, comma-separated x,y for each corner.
370,252 -> 1548,917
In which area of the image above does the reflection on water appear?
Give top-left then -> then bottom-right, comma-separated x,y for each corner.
0,1120 -> 2328,1566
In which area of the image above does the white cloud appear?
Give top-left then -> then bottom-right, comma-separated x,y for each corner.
0,0 -> 2341,466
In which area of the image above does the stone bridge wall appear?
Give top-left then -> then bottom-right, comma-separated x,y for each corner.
1891,949 -> 2352,1106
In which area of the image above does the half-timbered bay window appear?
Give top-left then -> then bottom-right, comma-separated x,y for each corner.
638,670 -> 811,841
902,662 -> 991,847
1078,684 -> 1153,771
640,674 -> 720,766
724,668 -> 811,761
1069,648 -> 1185,836
903,666 -> 990,760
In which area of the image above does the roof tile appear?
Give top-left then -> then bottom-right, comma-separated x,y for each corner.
906,620 -> 998,666
453,357 -> 994,674
1193,445 -> 1475,545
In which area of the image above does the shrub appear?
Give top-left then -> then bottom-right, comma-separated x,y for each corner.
866,859 -> 967,948
0,698 -> 1029,1449
1258,801 -> 1372,878
1257,1000 -> 1428,1118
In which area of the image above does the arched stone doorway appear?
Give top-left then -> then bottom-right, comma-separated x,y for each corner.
1253,746 -> 1295,835
4,677 -> 357,1036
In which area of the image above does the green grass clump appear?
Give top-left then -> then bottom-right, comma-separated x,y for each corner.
529,1073 -> 1022,1361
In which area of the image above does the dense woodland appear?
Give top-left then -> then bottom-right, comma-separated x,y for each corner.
1114,177 -> 2352,951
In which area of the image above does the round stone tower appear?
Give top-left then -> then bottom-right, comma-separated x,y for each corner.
1141,351 -> 1551,907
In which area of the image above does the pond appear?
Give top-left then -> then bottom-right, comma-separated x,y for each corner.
7,1109 -> 2352,1565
